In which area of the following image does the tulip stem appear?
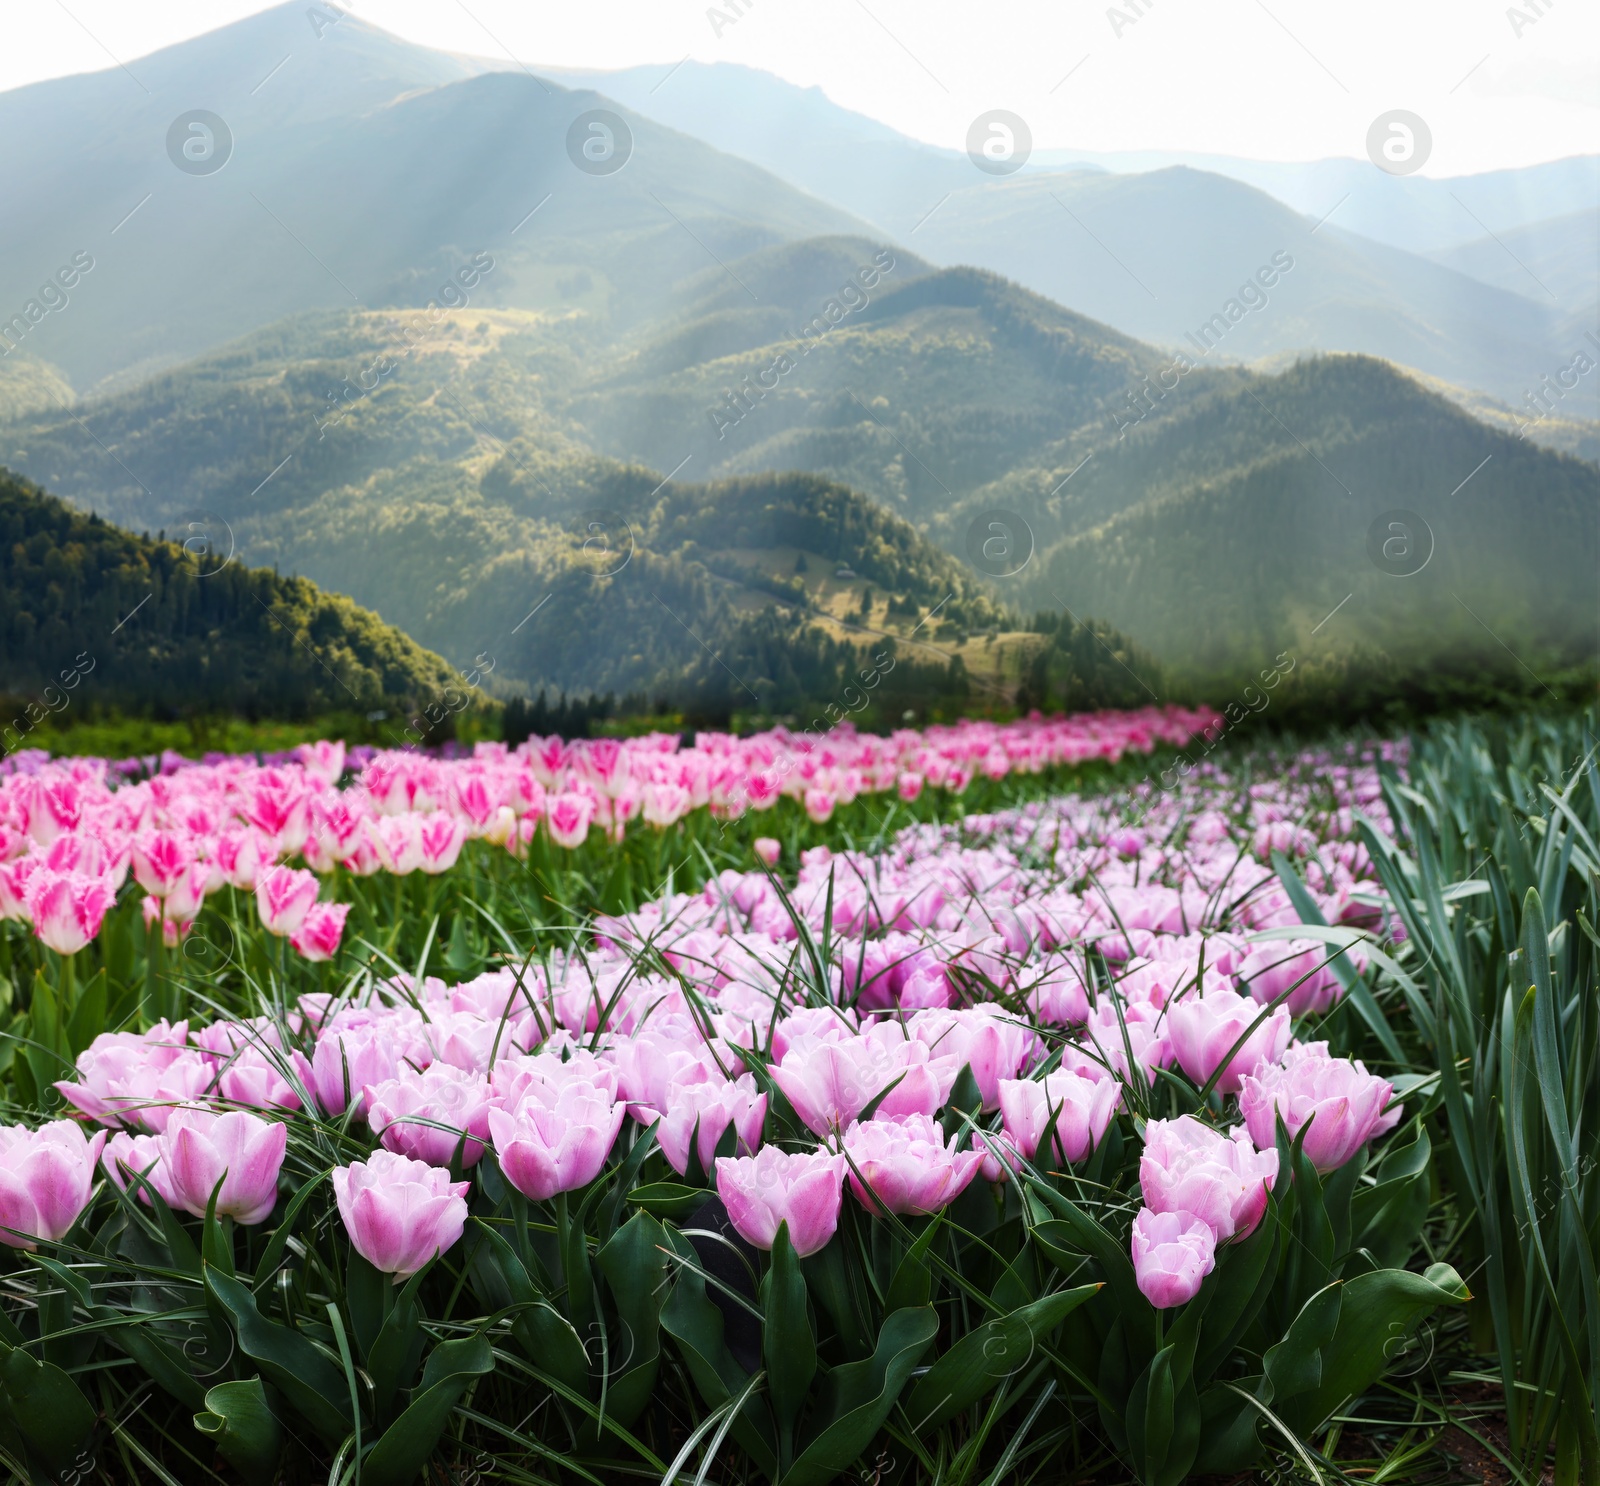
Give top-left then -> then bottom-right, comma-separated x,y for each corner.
55,949 -> 74,1012
555,1189 -> 594,1331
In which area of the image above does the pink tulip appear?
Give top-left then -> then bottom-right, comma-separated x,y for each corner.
546,793 -> 595,849
487,1081 -> 624,1200
254,865 -> 320,937
1131,1208 -> 1216,1308
842,1112 -> 984,1215
910,1008 -> 1040,1110
803,788 -> 835,824
161,1109 -> 287,1225
1025,956 -> 1092,1025
102,1131 -> 179,1206
131,830 -> 195,897
772,1027 -> 959,1138
1139,1116 -> 1278,1241
417,813 -> 467,874
1060,999 -> 1171,1087
213,828 -> 272,890
573,738 -> 630,795
716,1145 -> 845,1257
369,815 -> 424,875
290,902 -> 349,962
1167,984 -> 1291,1095
990,1070 -> 1120,1177
162,859 -> 211,922
310,1027 -> 407,1117
652,1076 -> 767,1178
899,965 -> 954,1009
297,739 -> 347,786
242,768 -> 309,851
450,771 -> 499,833
641,782 -> 692,829
333,1150 -> 469,1280
367,1063 -> 492,1168
215,1048 -> 302,1114
54,1021 -> 206,1131
141,893 -> 192,947
20,776 -> 82,845
1236,940 -> 1344,1018
0,859 -> 41,922
0,1121 -> 107,1247
1238,1042 -> 1401,1171
24,869 -> 115,955
753,837 -> 781,867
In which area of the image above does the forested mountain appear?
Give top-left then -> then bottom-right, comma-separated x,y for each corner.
0,471 -> 463,721
0,460 -> 1172,728
1027,357 -> 1599,686
0,5 -> 1592,725
3,243 -> 1592,708
2,5 -> 1590,414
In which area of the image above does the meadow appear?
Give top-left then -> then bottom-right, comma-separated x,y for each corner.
0,704 -> 1592,1486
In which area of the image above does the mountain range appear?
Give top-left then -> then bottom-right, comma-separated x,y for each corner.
0,5 -> 1593,723
551,58 -> 1598,413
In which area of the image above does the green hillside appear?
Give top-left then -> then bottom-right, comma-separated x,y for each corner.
1026,356 -> 1599,687
0,299 -> 1016,695
0,470 -> 465,723
573,260 -> 1194,538
4,242 -> 1593,713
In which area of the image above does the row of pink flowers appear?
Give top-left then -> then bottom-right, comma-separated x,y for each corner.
0,708 -> 1217,961
4,738 -> 1403,1306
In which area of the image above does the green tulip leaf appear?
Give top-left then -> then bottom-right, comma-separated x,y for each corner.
1191,1205 -> 1282,1385
517,1300 -> 593,1395
194,1378 -> 282,1486
1126,1344 -> 1202,1486
205,1265 -> 357,1446
0,1343 -> 96,1476
904,1285 -> 1097,1433
659,1227 -> 777,1477
779,1306 -> 938,1486
365,1265 -> 431,1428
359,1333 -> 495,1486
762,1223 -> 816,1446
1275,1263 -> 1470,1435
595,1210 -> 671,1427
1263,1282 -> 1342,1404
626,1181 -> 708,1220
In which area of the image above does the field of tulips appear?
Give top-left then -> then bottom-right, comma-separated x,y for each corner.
0,704 -> 1593,1486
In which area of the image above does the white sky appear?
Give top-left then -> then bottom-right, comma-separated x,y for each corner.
7,0 -> 1598,173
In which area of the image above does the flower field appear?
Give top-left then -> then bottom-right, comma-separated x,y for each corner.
0,706 -> 1593,1486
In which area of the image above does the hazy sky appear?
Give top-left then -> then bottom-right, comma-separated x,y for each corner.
9,0 -> 1598,173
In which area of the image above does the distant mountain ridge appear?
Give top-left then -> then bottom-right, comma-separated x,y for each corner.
5,240 -> 1592,707
0,7 -> 869,391
548,58 -> 1597,413
1,9 -> 1590,416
